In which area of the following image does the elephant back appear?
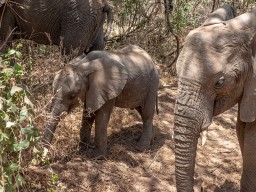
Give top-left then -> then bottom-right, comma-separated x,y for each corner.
114,45 -> 159,108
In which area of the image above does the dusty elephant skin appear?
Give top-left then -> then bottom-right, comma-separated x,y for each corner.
43,45 -> 159,157
0,0 -> 112,56
173,4 -> 256,192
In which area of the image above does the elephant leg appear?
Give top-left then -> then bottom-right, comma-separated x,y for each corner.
236,117 -> 246,155
135,94 -> 156,151
80,108 -> 95,147
93,99 -> 115,157
240,122 -> 256,191
86,30 -> 104,53
136,111 -> 154,151
60,27 -> 90,57
85,18 -> 105,53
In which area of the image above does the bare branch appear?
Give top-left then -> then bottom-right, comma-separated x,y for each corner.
164,0 -> 180,69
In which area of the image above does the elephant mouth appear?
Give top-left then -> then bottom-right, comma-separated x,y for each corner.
201,120 -> 212,132
68,105 -> 74,113
67,102 -> 81,113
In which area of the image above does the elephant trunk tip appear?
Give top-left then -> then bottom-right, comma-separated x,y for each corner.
42,132 -> 53,148
193,177 -> 204,192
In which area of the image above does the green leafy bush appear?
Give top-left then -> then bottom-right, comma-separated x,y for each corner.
0,49 -> 39,191
172,0 -> 194,32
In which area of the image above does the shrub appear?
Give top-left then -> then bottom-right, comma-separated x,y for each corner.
0,48 -> 39,191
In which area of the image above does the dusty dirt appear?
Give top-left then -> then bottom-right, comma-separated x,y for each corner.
20,53 -> 242,192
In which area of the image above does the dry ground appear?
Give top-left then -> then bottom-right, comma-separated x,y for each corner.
20,51 -> 242,192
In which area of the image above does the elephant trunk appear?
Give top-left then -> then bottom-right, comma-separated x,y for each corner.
174,80 -> 213,192
43,102 -> 67,146
103,3 -> 113,41
174,106 -> 202,192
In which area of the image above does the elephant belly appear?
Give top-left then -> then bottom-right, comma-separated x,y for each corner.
115,92 -> 146,109
114,79 -> 149,109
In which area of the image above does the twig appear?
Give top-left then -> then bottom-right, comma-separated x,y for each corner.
109,2 -> 160,43
0,27 -> 17,50
147,150 -> 160,169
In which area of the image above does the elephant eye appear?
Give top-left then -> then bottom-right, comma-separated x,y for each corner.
214,76 -> 225,89
69,93 -> 77,99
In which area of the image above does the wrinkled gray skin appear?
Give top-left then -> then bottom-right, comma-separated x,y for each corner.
174,5 -> 256,192
0,0 -> 112,56
44,45 -> 159,156
202,4 -> 236,25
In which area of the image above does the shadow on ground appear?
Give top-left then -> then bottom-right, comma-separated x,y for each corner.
25,76 -> 242,192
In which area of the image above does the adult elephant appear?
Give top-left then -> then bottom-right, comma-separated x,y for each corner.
173,5 -> 256,192
0,0 -> 112,56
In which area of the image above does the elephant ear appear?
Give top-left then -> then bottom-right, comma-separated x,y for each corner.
202,4 -> 236,26
240,38 -> 256,122
80,56 -> 128,113
226,10 -> 256,122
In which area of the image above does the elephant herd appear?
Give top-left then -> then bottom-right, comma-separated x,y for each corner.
1,1 -> 256,191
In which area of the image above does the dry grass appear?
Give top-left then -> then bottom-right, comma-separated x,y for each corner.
15,2 -> 246,191
19,42 -> 241,191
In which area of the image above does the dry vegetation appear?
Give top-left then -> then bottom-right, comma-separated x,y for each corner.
9,0 -> 256,191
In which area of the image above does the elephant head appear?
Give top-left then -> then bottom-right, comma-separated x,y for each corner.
202,4 -> 236,26
43,57 -> 128,145
174,7 -> 256,192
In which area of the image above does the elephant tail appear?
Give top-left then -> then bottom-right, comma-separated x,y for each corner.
103,2 -> 113,41
156,95 -> 159,115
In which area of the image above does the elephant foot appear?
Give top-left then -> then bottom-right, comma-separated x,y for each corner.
91,148 -> 107,160
135,138 -> 151,151
79,141 -> 94,151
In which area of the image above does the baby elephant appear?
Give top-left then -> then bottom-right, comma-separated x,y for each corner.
43,45 -> 159,157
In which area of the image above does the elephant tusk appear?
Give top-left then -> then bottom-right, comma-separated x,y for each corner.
193,176 -> 204,192
201,130 -> 208,146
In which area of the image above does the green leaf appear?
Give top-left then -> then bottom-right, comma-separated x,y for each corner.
10,86 -> 23,96
52,173 -> 59,181
0,133 -> 9,141
10,163 -> 19,171
15,51 -> 22,58
16,174 -> 25,184
13,140 -> 30,151
19,106 -> 28,122
24,95 -> 33,107
10,103 -> 17,113
19,140 -> 30,149
3,113 -> 9,121
21,126 -> 36,136
14,63 -> 22,71
8,49 -> 16,55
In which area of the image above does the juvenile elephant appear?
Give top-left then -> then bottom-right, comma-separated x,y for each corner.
43,45 -> 159,156
173,5 -> 256,192
0,0 -> 112,56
